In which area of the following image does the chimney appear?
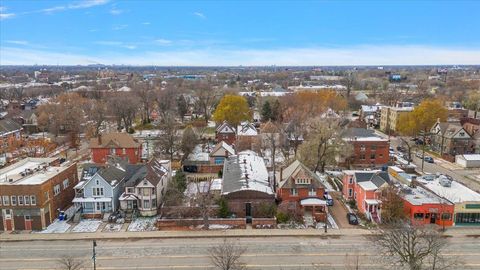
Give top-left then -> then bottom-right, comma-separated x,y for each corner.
98,134 -> 102,145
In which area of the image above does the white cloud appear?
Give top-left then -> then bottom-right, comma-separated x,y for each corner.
2,45 -> 480,66
109,8 -> 123,15
155,39 -> 173,45
112,24 -> 128,30
142,22 -> 151,25
94,41 -> 136,49
6,40 -> 28,45
0,12 -> 15,20
193,12 -> 206,19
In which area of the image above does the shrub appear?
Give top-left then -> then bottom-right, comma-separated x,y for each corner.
217,197 -> 229,218
276,212 -> 290,223
257,202 -> 277,218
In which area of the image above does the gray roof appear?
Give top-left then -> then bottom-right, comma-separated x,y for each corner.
0,119 -> 22,134
98,166 -> 128,184
354,171 -> 390,187
343,128 -> 378,138
222,150 -> 273,195
278,160 -> 325,189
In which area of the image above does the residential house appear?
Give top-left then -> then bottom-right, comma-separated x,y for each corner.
430,120 -> 474,160
89,133 -> 142,164
222,150 -> 275,222
183,141 -> 235,177
461,118 -> 480,153
342,128 -> 390,168
277,160 -> 327,222
400,185 -> 454,227
421,175 -> 480,226
0,158 -> 78,231
13,110 -> 38,134
236,122 -> 258,151
73,162 -> 127,218
0,119 -> 23,153
215,121 -> 236,145
119,159 -> 171,217
342,170 -> 391,222
380,105 -> 414,134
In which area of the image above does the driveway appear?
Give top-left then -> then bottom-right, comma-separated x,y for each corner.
328,192 -> 356,229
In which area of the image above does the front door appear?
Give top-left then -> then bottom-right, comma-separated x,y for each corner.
133,200 -> 138,209
245,203 -> 252,224
430,213 -> 437,224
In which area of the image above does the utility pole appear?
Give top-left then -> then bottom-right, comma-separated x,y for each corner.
92,240 -> 97,270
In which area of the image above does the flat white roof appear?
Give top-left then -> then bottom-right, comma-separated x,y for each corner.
423,177 -> 480,203
461,154 -> 480,161
402,186 -> 448,205
0,158 -> 69,185
300,198 -> 327,206
357,181 -> 378,191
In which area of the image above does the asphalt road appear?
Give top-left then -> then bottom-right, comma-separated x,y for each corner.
388,135 -> 480,192
1,236 -> 479,270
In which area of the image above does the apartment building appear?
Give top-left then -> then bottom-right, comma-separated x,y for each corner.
0,158 -> 78,231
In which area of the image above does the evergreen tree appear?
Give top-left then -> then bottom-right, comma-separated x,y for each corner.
261,100 -> 272,122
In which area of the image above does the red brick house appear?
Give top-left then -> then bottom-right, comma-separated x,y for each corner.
215,121 -> 236,145
277,160 -> 326,202
0,158 -> 78,231
343,128 -> 390,168
342,170 -> 390,222
0,119 -> 23,153
90,133 -> 142,164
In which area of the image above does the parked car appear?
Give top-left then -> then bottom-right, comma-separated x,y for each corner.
402,154 -> 412,162
396,146 -> 406,152
416,152 -> 423,158
421,173 -> 436,181
424,156 -> 434,163
415,139 -> 424,145
347,213 -> 359,225
324,193 -> 334,206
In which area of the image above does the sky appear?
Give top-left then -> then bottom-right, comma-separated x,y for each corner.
1,0 -> 480,66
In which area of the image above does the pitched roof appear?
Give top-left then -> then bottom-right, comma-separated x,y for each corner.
278,160 -> 326,189
124,159 -> 170,187
89,133 -> 141,148
216,121 -> 235,134
222,150 -> 273,195
237,122 -> 258,136
210,141 -> 235,157
434,122 -> 468,139
354,171 -> 390,187
0,119 -> 22,135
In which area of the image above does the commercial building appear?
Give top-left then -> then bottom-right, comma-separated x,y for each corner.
0,158 -> 78,231
421,175 -> 480,226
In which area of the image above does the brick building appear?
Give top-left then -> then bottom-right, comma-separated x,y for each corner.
343,128 -> 390,168
215,121 -> 236,145
0,119 -> 23,153
0,158 -> 78,231
380,105 -> 413,134
221,150 -> 275,222
277,160 -> 326,202
90,133 -> 142,164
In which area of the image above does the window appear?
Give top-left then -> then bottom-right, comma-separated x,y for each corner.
93,187 -> 104,196
54,184 -> 61,196
152,198 -> 157,208
11,196 -> 17,206
348,189 -> 353,197
18,195 -> 24,205
371,145 -> 377,150
110,148 -> 115,155
359,154 -> 366,160
360,144 -> 366,151
379,154 -> 383,158
349,177 -> 353,184
44,191 -> 49,200
295,178 -> 311,185
30,195 -> 36,205
127,187 -> 134,194
143,188 -> 149,196
63,179 -> 69,189
441,213 -> 451,221
214,157 -> 225,164
370,153 -> 376,160
308,188 -> 316,196
2,196 -> 9,205
414,213 -> 424,219
143,200 -> 150,208
24,215 -> 31,221
291,188 -> 298,196
25,195 -> 30,205
122,148 -> 126,154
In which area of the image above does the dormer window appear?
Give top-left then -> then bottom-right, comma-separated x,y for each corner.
144,180 -> 148,185
295,178 -> 311,185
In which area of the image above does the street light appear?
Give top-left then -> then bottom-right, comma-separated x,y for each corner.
92,240 -> 97,270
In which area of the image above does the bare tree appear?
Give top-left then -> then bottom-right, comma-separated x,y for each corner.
261,121 -> 281,192
298,118 -> 352,173
108,92 -> 140,132
132,80 -> 154,124
84,99 -> 107,137
156,115 -> 179,160
156,86 -> 177,121
193,82 -> 217,124
373,221 -> 453,270
56,255 -> 85,270
208,238 -> 247,270
194,178 -> 216,229
180,125 -> 198,161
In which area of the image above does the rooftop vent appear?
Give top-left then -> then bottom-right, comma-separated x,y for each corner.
439,176 -> 452,187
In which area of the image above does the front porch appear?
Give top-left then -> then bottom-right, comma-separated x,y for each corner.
72,197 -> 113,215
364,199 -> 381,223
300,197 -> 328,223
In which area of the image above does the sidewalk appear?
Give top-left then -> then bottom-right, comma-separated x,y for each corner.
1,227 -> 478,242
